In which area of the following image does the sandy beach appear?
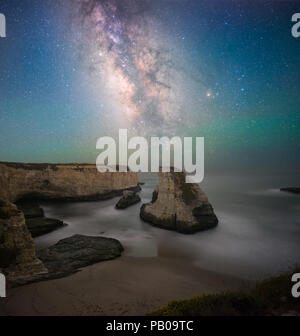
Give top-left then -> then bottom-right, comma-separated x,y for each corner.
0,256 -> 245,316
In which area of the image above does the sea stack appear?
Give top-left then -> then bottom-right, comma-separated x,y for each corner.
140,171 -> 218,234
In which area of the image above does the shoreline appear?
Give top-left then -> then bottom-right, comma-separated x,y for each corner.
0,255 -> 246,316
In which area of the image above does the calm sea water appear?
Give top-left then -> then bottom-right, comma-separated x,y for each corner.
35,173 -> 300,281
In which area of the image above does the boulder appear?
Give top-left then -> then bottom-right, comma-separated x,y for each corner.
116,190 -> 141,209
37,234 -> 124,275
140,171 -> 218,234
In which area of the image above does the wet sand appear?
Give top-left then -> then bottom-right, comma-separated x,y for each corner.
0,256 -> 246,316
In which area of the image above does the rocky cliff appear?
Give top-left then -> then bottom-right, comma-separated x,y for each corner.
0,162 -> 139,202
0,162 -> 139,284
0,200 -> 47,283
0,200 -> 125,285
140,171 -> 218,234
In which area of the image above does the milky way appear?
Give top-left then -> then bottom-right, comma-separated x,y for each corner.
1,0 -> 299,169
71,0 -> 185,135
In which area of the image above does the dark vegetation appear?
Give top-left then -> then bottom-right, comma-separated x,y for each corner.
151,268 -> 300,316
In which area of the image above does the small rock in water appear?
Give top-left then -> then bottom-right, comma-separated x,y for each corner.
280,187 -> 300,195
26,217 -> 65,237
116,190 -> 141,209
16,199 -> 66,237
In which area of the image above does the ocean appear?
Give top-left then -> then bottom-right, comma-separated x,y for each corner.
35,172 -> 300,281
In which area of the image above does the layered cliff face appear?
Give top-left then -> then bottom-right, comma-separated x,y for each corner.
140,171 -> 218,234
0,200 -> 47,283
0,162 -> 139,202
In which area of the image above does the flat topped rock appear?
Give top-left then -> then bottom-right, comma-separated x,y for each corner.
37,234 -> 124,275
280,187 -> 300,195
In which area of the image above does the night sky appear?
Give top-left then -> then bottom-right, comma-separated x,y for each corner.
0,0 -> 299,174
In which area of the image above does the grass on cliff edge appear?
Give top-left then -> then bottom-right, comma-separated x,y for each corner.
150,268 -> 300,316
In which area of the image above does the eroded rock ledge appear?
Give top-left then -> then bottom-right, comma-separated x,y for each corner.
140,171 -> 218,234
16,200 -> 66,237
